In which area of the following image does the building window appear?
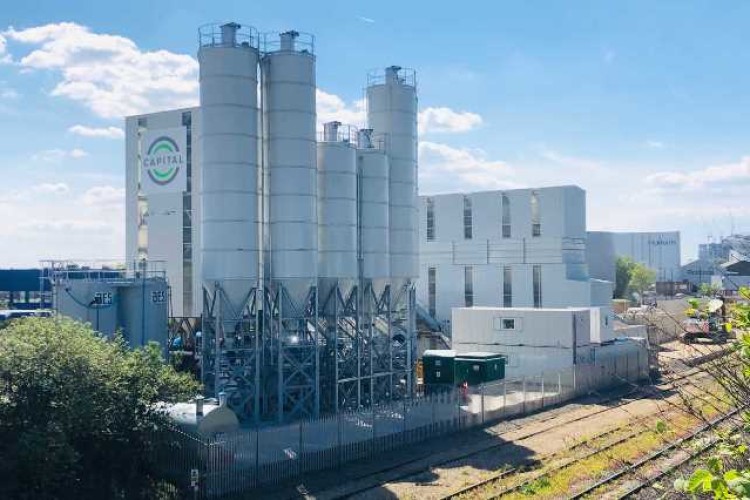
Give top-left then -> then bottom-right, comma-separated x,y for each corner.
533,264 -> 542,308
463,196 -> 472,240
503,266 -> 512,307
464,266 -> 473,307
531,190 -> 541,237
428,266 -> 437,317
502,193 -> 511,238
426,197 -> 435,241
493,317 -> 520,331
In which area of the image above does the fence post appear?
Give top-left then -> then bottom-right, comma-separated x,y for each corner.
480,383 -> 485,425
558,372 -> 562,403
502,380 -> 507,417
522,377 -> 527,413
255,427 -> 260,488
572,365 -> 577,394
541,373 -> 545,408
337,411 -> 343,468
299,420 -> 304,476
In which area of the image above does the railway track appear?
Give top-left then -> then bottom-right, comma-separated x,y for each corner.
569,406 -> 742,499
438,371 -> 726,500
318,363 -> 720,500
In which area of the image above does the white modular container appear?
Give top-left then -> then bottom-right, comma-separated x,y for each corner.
198,23 -> 260,307
366,66 -> 418,281
262,31 -> 318,282
357,130 -> 390,279
317,122 -> 357,279
451,307 -> 595,350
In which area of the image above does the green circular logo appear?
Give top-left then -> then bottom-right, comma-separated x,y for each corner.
144,136 -> 182,185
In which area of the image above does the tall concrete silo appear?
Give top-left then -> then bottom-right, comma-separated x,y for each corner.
366,67 -> 418,403
198,22 -> 262,420
261,31 -> 319,420
317,121 -> 359,411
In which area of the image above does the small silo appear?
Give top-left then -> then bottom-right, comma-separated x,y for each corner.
317,121 -> 358,286
117,277 -> 169,350
366,66 -> 419,285
54,278 -> 119,336
357,129 -> 390,284
198,23 -> 260,309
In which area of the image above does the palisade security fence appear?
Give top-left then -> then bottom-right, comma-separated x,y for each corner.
155,350 -> 648,498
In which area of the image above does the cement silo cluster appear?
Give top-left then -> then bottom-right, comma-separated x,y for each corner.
197,22 -> 418,423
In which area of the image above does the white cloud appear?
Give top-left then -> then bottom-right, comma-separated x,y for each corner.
418,107 -> 482,134
68,124 -> 124,139
0,33 -> 10,63
539,149 -> 603,172
419,141 -> 520,194
80,185 -> 124,207
645,140 -> 665,149
357,16 -> 376,23
646,156 -> 750,192
316,89 -> 366,128
33,182 -> 69,194
3,22 -> 198,118
32,148 -> 88,162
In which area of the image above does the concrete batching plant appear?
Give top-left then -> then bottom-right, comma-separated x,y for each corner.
123,22 -> 419,423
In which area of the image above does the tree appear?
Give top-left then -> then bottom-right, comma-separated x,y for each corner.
615,256 -> 636,299
0,317 -> 200,499
629,263 -> 657,304
699,282 -> 721,297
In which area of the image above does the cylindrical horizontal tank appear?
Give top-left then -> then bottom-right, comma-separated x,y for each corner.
318,121 -> 357,280
198,22 -> 260,306
262,31 -> 318,284
357,129 -> 390,280
366,66 -> 419,281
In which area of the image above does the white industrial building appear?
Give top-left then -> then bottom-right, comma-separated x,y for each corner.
587,231 -> 681,282
125,107 -> 201,318
124,22 -> 419,422
417,186 -> 613,330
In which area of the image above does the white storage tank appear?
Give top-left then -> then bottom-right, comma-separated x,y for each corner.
262,31 -> 318,286
357,129 -> 390,280
366,66 -> 418,281
318,122 -> 358,280
54,279 -> 119,336
117,277 -> 169,349
198,22 -> 260,307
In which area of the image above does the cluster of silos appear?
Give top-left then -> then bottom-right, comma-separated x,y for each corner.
197,22 -> 418,423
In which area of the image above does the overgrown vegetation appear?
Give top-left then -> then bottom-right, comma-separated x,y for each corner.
0,317 -> 200,499
672,288 -> 750,498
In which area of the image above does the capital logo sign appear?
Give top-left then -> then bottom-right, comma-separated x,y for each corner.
144,136 -> 183,185
140,127 -> 187,194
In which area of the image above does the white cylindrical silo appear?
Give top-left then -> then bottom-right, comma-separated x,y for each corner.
357,129 -> 390,280
317,121 -> 357,280
262,31 -> 317,285
366,66 -> 418,281
198,23 -> 260,306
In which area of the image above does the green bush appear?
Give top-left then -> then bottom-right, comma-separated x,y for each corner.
0,317 -> 199,499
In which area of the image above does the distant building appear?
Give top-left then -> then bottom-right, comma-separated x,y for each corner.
587,231 -> 681,282
714,260 -> 750,293
417,186 -> 612,330
0,269 -> 51,309
681,259 -> 718,288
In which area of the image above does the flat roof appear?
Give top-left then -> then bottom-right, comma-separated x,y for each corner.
454,306 -> 594,313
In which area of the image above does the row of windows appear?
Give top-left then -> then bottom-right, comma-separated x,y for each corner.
425,192 -> 539,242
426,265 -> 542,313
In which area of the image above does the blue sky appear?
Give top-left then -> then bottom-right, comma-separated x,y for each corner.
1,0 -> 748,266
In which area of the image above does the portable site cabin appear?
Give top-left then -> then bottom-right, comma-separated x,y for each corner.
423,349 -> 506,388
